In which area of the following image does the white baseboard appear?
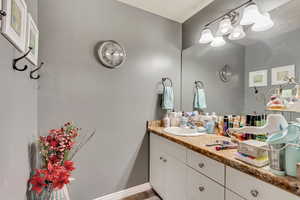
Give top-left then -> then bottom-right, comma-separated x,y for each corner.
93,183 -> 152,200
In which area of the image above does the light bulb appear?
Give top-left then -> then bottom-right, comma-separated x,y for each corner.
199,28 -> 214,44
218,17 -> 233,35
240,3 -> 263,26
210,36 -> 226,47
229,25 -> 246,40
252,12 -> 274,32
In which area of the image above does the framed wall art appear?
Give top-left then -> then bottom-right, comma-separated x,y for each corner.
271,65 -> 295,85
26,13 -> 39,65
249,70 -> 268,87
1,0 -> 27,52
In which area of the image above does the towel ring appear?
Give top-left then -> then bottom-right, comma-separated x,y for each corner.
162,77 -> 172,87
195,81 -> 204,89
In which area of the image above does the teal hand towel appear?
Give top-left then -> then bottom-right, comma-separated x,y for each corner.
193,88 -> 207,110
162,86 -> 174,110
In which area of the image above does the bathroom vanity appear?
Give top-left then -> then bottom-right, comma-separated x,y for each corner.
148,121 -> 300,200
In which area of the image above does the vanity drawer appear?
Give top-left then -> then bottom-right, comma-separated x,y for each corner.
226,189 -> 245,200
187,149 -> 225,185
226,167 -> 299,200
187,167 -> 224,200
150,133 -> 187,163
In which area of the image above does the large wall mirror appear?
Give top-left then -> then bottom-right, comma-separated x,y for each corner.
181,0 -> 300,116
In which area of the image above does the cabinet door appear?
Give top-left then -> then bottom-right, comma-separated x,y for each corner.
226,190 -> 245,200
165,155 -> 187,200
187,167 -> 224,200
150,134 -> 167,199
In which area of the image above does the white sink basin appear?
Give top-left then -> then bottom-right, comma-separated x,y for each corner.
164,127 -> 206,136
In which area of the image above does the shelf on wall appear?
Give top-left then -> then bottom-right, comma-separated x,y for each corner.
266,107 -> 300,113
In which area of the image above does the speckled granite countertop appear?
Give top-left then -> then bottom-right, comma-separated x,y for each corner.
147,120 -> 300,197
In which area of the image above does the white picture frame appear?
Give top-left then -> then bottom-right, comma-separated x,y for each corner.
271,65 -> 295,85
1,0 -> 27,52
249,70 -> 268,87
26,13 -> 39,65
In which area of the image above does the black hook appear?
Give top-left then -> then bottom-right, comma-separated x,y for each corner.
30,62 -> 44,80
12,47 -> 32,71
0,10 -> 7,18
254,87 -> 258,94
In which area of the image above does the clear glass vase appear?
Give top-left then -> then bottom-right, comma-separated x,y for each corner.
28,185 -> 53,200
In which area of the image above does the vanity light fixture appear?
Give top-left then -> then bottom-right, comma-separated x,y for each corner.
240,3 -> 262,26
251,12 -> 274,32
218,16 -> 234,35
199,28 -> 214,44
210,36 -> 226,47
229,25 -> 246,40
198,0 -> 274,47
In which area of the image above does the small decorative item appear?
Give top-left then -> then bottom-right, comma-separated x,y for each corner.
27,122 -> 95,200
271,65 -> 295,85
219,64 -> 232,82
249,70 -> 268,87
26,13 -> 39,65
1,0 -> 28,52
97,40 -> 126,68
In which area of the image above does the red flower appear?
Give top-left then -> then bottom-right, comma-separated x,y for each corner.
52,169 -> 70,189
49,155 -> 60,164
50,139 -> 58,148
64,161 -> 75,171
30,176 -> 47,194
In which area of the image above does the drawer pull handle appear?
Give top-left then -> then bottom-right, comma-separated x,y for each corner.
198,186 -> 205,192
198,163 -> 205,168
250,189 -> 259,197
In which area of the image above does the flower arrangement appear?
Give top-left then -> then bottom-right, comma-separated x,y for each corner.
28,122 -> 95,199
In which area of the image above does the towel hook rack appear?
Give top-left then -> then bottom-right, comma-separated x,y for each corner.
162,77 -> 172,87
12,47 -> 32,71
30,62 -> 44,80
195,81 -> 204,89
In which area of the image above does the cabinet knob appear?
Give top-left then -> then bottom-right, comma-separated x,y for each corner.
250,189 -> 259,197
198,163 -> 205,168
198,186 -> 205,192
163,158 -> 167,162
160,157 -> 163,160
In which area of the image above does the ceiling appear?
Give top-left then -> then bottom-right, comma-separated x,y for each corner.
116,0 -> 215,23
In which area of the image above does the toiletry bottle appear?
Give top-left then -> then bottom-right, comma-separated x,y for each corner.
218,116 -> 224,136
246,115 -> 251,126
163,113 -> 170,128
223,116 -> 229,133
179,112 -> 188,128
206,119 -> 215,134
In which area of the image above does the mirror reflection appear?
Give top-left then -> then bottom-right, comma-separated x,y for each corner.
181,0 -> 300,116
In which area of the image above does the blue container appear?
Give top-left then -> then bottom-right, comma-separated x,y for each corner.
285,145 -> 300,177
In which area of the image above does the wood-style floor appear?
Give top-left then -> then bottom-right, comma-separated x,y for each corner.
122,190 -> 161,200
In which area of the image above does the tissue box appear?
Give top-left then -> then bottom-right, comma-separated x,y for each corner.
238,140 -> 268,158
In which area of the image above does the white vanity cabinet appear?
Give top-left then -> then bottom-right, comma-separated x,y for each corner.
150,133 -> 300,200
150,133 -> 187,200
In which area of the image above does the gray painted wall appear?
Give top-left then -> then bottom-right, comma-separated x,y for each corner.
38,0 -> 181,199
244,28 -> 300,113
0,0 -> 38,199
182,43 -> 245,114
